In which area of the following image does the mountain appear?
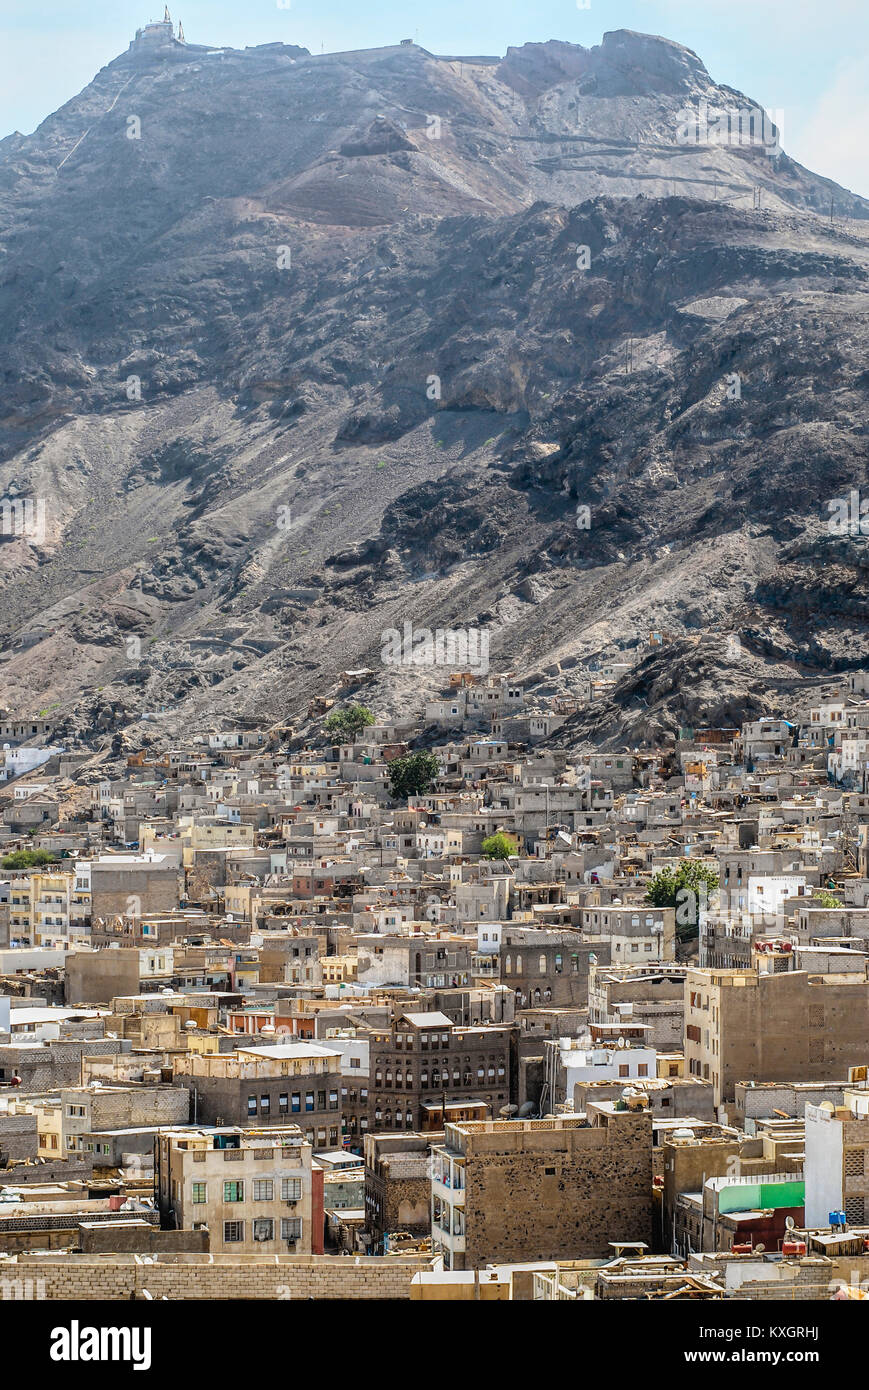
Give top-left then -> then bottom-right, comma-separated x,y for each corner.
0,24 -> 868,752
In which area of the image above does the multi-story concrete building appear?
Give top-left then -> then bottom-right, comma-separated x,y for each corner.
57,1083 -> 190,1157
173,1043 -> 344,1149
89,853 -> 181,922
355,934 -> 472,990
430,1105 -> 652,1269
581,904 -> 675,965
684,964 -> 869,1110
156,1123 -> 323,1254
543,1038 -> 658,1110
588,963 -> 687,1050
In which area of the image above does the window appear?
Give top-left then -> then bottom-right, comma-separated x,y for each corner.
350,1056 -> 361,1069
223,1221 -> 243,1243
328,1090 -> 339,1110
281,1218 -> 302,1242
253,1179 -> 273,1201
252,1218 -> 274,1242
282,1178 -> 302,1202
618,1064 -> 629,1078
305,1093 -> 314,1113
192,1183 -> 207,1204
638,1064 -> 648,1078
223,1181 -> 244,1202
317,1091 -> 326,1110
247,1095 -> 257,1117
539,954 -> 547,975
260,1094 -> 270,1114
291,1093 -> 301,1113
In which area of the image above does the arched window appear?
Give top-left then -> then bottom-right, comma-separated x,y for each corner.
539,954 -> 547,975
504,954 -> 512,975
515,954 -> 523,973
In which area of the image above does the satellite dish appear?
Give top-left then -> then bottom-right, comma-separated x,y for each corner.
617,1036 -> 626,1049
785,1216 -> 795,1231
754,1243 -> 765,1254
819,1100 -> 836,1113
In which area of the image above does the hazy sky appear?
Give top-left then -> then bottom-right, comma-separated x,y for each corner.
2,0 -> 868,196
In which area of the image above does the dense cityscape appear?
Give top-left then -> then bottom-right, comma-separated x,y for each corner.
0,661 -> 867,1316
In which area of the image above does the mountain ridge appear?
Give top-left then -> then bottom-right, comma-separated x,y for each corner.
0,26 -> 867,755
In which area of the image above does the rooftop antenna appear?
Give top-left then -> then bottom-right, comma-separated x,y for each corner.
178,20 -> 185,42
164,5 -> 171,21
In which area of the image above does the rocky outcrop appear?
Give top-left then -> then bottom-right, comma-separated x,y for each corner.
0,29 -> 867,746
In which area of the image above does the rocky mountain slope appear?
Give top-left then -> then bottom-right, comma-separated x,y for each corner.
0,26 -> 867,751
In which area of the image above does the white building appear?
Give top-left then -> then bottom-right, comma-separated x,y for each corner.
805,1088 -> 869,1228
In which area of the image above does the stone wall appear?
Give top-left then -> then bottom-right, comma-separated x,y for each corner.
13,1253 -> 430,1299
0,1109 -> 38,1160
461,1113 -> 652,1267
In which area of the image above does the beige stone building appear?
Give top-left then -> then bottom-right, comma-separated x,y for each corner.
156,1123 -> 322,1254
684,965 -> 869,1110
430,1105 -> 652,1270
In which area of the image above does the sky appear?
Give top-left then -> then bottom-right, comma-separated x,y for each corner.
1,0 -> 868,196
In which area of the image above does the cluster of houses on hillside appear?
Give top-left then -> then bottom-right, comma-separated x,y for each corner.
2,667 -> 869,1299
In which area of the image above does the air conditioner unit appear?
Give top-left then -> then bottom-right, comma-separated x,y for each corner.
285,1200 -> 298,1207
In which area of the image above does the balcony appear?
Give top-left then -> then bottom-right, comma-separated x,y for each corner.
431,1174 -> 466,1203
431,1218 -> 466,1254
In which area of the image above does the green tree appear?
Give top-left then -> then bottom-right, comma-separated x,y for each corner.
813,889 -> 842,908
646,860 -> 720,942
324,704 -> 375,741
1,849 -> 57,870
387,750 -> 440,800
481,833 -> 514,860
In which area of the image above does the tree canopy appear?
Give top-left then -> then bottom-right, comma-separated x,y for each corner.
324,704 -> 375,741
481,833 -> 515,860
646,860 -> 720,941
387,750 -> 440,800
1,849 -> 58,870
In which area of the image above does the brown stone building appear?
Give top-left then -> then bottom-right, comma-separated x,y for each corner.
499,929 -> 607,1009
173,1043 -> 345,1149
363,1131 -> 438,1250
352,1010 -> 514,1141
430,1105 -> 653,1269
